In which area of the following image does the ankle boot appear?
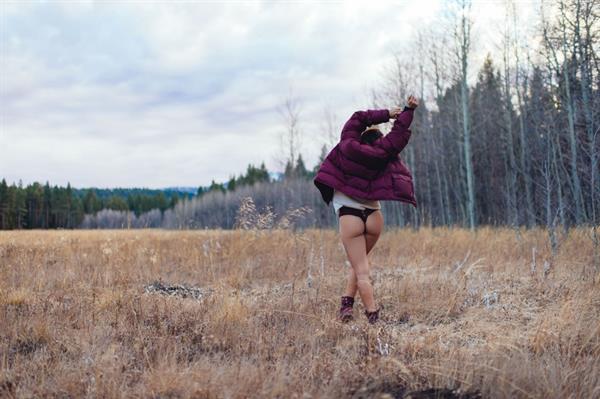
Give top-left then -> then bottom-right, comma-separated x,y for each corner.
364,304 -> 383,324
338,296 -> 354,322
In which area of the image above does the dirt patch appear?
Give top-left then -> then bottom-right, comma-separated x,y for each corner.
351,381 -> 481,399
404,388 -> 482,399
143,281 -> 212,300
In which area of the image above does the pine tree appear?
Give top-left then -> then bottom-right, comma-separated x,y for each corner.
65,183 -> 73,228
15,180 -> 27,229
227,175 -> 237,191
0,179 -> 8,229
470,54 -> 507,223
311,144 -> 328,178
259,162 -> 270,183
42,182 -> 52,228
197,186 -> 207,197
294,154 -> 308,179
169,193 -> 180,208
83,189 -> 101,215
209,180 -> 226,193
106,195 -> 128,211
284,159 -> 294,179
156,192 -> 168,212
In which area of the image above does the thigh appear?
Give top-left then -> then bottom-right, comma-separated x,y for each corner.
339,213 -> 364,240
365,210 -> 383,254
339,215 -> 369,275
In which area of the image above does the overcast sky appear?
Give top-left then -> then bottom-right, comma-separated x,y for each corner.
0,0 -> 540,189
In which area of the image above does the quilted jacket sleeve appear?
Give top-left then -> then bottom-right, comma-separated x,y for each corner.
374,106 -> 414,154
339,107 -> 415,164
340,109 -> 390,141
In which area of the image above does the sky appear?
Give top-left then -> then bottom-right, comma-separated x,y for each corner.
0,0 -> 540,189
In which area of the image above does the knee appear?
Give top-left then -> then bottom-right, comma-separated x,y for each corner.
356,273 -> 371,285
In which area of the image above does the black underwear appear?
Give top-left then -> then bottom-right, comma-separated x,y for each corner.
338,206 -> 379,233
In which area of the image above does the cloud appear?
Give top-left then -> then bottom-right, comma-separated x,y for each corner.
1,0 -> 539,188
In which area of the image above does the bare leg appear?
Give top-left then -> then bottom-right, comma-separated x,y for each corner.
339,211 -> 383,312
343,210 -> 383,298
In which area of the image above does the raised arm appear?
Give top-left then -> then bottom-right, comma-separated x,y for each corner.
338,95 -> 418,164
379,94 -> 418,153
340,109 -> 390,141
338,106 -> 415,166
373,106 -> 414,154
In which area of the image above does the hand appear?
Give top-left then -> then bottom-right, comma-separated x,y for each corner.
388,107 -> 403,119
407,94 -> 418,109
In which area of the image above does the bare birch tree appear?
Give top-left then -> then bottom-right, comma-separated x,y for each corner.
453,0 -> 476,229
276,88 -> 303,178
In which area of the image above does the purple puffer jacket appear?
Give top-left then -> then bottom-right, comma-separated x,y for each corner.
313,107 -> 417,207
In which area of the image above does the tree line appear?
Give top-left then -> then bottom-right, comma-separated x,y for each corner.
79,160 -> 318,229
364,0 -> 599,231
0,162 -> 290,230
2,0 -> 597,232
160,0 -> 598,232
0,180 -> 183,229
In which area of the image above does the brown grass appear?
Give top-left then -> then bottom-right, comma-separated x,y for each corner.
0,227 -> 599,398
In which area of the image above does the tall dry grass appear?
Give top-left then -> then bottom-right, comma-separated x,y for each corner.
0,226 -> 598,398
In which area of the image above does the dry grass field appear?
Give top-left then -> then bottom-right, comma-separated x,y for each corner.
1,226 -> 599,398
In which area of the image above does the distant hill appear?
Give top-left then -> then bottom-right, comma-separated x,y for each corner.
159,187 -> 199,195
72,187 -> 195,200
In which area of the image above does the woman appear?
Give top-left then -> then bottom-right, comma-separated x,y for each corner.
313,95 -> 419,324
